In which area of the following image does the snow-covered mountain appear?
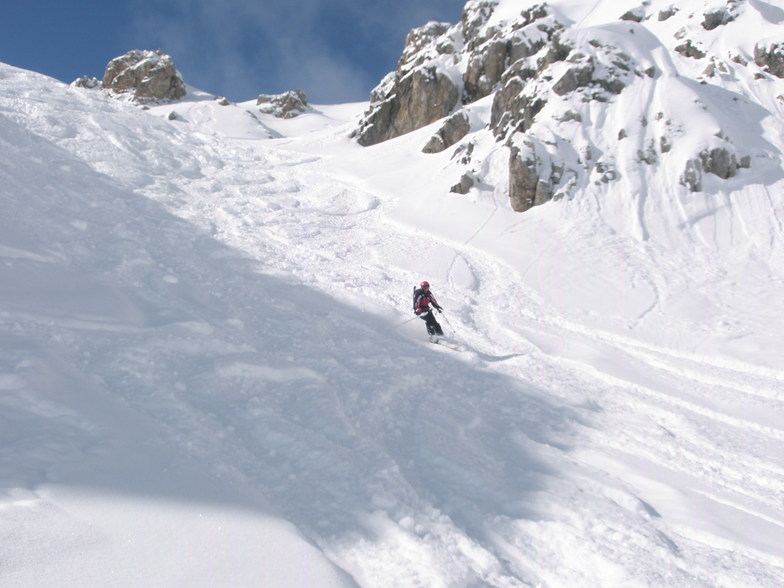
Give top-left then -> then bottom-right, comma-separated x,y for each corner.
1,0 -> 783,586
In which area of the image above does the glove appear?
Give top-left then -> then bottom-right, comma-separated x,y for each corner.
437,308 -> 443,313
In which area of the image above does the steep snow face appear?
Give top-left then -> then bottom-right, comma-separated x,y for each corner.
1,4 -> 784,586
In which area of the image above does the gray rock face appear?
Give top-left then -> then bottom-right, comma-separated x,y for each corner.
257,90 -> 309,118
353,2 -> 561,148
351,21 -> 458,146
620,7 -> 646,23
464,40 -> 510,102
553,64 -> 596,96
460,3 -> 560,104
423,112 -> 471,153
102,50 -> 186,103
461,1 -> 498,49
700,147 -> 750,179
399,22 -> 452,67
680,147 -> 751,191
509,140 -> 541,212
508,135 -> 556,212
702,8 -> 735,30
491,81 -> 544,137
675,40 -> 707,59
450,173 -> 475,194
492,37 -> 631,141
355,66 -> 459,147
755,42 -> 784,78
353,3 -> 568,147
397,68 -> 460,136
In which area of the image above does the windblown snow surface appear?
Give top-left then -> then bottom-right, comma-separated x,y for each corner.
1,2 -> 784,586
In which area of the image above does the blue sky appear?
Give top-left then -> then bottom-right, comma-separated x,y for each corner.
2,0 -> 467,103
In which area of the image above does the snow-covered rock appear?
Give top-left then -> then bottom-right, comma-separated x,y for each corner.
101,49 -> 186,103
351,28 -> 461,148
422,110 -> 471,153
755,40 -> 784,78
352,0 -> 784,213
70,75 -> 101,89
256,89 -> 310,118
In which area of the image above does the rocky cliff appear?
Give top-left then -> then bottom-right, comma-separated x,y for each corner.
352,0 -> 784,212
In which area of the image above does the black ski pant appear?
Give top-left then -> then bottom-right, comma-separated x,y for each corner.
418,310 -> 443,336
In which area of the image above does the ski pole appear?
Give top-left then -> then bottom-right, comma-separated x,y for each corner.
395,316 -> 419,328
439,310 -> 456,334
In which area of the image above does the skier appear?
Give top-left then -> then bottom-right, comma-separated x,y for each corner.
413,281 -> 444,340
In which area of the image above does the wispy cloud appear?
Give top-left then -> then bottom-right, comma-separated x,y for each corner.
123,0 -> 465,103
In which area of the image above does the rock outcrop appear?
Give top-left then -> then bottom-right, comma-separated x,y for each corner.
352,63 -> 459,146
352,0 -> 768,212
422,112 -> 471,153
658,7 -> 679,21
508,134 -> 562,212
257,90 -> 309,118
101,50 -> 186,103
620,6 -> 646,23
755,42 -> 784,78
680,147 -> 751,192
71,76 -> 101,89
450,173 -> 475,194
675,40 -> 707,59
702,8 -> 736,30
351,22 -> 459,146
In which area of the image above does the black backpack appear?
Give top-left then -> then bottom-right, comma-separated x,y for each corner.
412,286 -> 428,312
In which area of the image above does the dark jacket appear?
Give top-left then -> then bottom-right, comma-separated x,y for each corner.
413,288 -> 442,315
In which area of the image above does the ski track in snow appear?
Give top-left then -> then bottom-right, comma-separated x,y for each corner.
1,41 -> 784,587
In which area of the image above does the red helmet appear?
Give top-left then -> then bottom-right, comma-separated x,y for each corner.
420,281 -> 430,288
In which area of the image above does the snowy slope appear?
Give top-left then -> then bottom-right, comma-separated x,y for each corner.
2,2 -> 784,586
347,0 -> 784,369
